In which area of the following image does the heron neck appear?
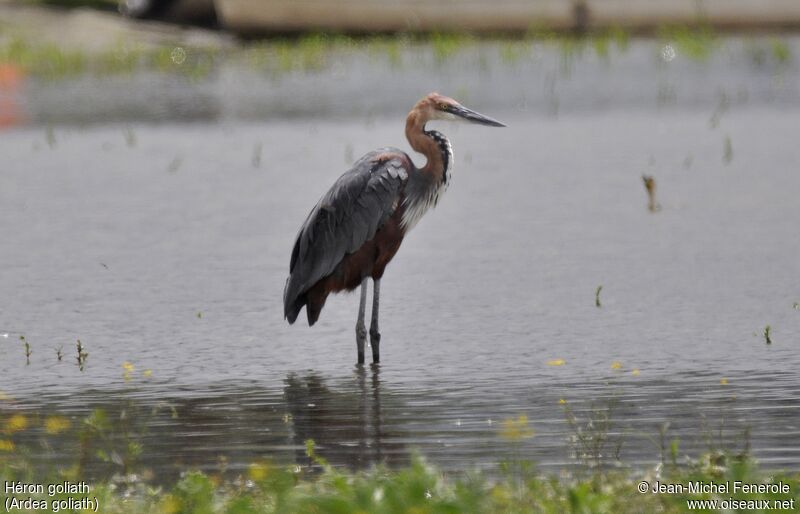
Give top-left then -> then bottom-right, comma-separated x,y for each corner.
400,113 -> 452,231
405,114 -> 448,181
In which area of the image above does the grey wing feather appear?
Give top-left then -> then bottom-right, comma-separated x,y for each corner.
284,150 -> 409,321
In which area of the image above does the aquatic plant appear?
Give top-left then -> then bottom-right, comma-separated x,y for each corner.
595,285 -> 602,307
642,175 -> 660,212
562,398 -> 623,468
431,32 -> 474,62
76,339 -> 88,370
723,135 -> 733,164
4,414 -> 28,434
592,34 -> 610,60
498,41 -> 530,65
499,415 -> 535,442
168,156 -> 183,173
123,126 -> 137,147
44,416 -> 71,435
697,405 -> 752,465
608,26 -> 630,52
21,336 -> 31,364
122,361 -> 135,382
657,25 -> 717,62
771,39 -> 791,64
252,143 -> 263,168
45,125 -> 56,148
708,90 -> 729,128
656,83 -> 677,107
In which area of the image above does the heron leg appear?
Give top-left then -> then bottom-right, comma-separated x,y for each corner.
369,278 -> 381,363
356,277 -> 368,364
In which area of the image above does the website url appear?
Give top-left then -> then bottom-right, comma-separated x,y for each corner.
686,498 -> 795,510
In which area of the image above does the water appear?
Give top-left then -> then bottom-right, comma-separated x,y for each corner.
1,37 -> 799,481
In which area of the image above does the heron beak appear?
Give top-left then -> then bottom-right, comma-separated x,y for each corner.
450,105 -> 506,127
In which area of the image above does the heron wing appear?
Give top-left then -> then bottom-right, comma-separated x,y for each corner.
284,150 -> 410,321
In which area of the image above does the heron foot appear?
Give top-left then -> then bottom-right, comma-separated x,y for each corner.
369,328 -> 381,363
356,323 -> 367,364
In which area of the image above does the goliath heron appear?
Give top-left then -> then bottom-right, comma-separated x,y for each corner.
283,92 -> 505,364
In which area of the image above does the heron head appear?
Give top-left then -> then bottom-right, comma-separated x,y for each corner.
420,92 -> 506,127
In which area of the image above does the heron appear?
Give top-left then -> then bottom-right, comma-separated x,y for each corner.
283,92 -> 505,364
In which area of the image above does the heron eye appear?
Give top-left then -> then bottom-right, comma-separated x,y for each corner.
439,103 -> 448,110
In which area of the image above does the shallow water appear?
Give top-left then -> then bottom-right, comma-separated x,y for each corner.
1,37 -> 799,480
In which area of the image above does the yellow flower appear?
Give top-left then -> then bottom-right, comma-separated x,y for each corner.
122,361 -> 135,381
500,415 -> 535,441
4,414 -> 28,434
611,361 -> 623,370
0,439 -> 15,451
547,358 -> 566,366
631,369 -> 641,376
248,462 -> 270,481
45,416 -> 71,435
720,378 -> 729,385
559,398 -> 567,405
143,369 -> 153,378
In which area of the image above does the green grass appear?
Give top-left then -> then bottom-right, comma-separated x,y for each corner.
657,25 -> 717,61
0,37 -> 88,78
2,24 -> 793,83
2,444 -> 798,513
0,27 -> 637,80
771,39 -> 791,64
0,36 -> 211,79
1,402 -> 798,513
